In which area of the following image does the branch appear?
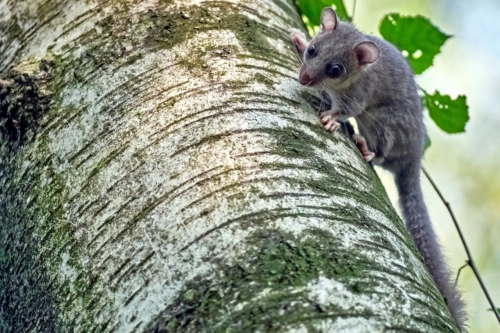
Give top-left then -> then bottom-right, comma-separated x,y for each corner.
454,262 -> 469,286
422,166 -> 500,324
351,0 -> 357,22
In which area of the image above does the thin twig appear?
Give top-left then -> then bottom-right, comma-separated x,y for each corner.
455,261 -> 469,286
351,0 -> 357,22
422,166 -> 500,324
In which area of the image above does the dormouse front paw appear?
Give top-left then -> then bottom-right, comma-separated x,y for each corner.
289,28 -> 306,40
320,110 -> 341,132
289,28 -> 309,54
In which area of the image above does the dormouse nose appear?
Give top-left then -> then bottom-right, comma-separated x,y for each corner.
299,67 -> 316,86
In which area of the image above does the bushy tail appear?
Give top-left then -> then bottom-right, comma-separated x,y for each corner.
395,167 -> 466,329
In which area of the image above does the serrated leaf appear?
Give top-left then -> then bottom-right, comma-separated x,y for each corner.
423,90 -> 469,134
295,0 -> 349,30
379,14 -> 450,74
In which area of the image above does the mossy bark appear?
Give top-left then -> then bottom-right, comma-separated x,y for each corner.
0,0 -> 460,332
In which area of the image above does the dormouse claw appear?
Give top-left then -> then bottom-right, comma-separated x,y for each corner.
320,110 -> 341,132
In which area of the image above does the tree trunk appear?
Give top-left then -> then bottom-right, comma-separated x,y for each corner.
0,0 -> 460,332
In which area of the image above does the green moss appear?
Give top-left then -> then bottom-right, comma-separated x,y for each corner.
253,72 -> 276,89
149,228 -> 375,333
149,225 -> 457,333
0,112 -> 110,332
151,224 -> 453,333
0,141 -> 63,331
272,126 -> 330,158
34,138 -> 108,332
123,52 -> 143,66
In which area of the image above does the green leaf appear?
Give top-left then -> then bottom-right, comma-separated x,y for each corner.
379,14 -> 451,74
423,130 -> 431,153
423,90 -> 469,134
295,0 -> 349,30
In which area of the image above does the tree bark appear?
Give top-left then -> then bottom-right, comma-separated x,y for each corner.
0,0 -> 460,332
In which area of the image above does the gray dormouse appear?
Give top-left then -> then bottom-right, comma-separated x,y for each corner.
290,8 -> 465,329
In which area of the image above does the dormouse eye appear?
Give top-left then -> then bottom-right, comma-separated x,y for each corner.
326,64 -> 344,78
307,45 -> 316,57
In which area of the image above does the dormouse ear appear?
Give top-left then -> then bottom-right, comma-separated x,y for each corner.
321,7 -> 338,32
354,42 -> 380,65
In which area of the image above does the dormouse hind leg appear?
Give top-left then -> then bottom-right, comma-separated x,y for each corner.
352,134 -> 376,162
320,110 -> 341,132
290,28 -> 308,54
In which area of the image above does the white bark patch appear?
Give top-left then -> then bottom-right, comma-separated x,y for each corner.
129,0 -> 159,14
301,276 -> 401,332
310,318 -> 382,333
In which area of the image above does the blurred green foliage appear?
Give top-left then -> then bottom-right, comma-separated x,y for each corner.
295,0 -> 349,25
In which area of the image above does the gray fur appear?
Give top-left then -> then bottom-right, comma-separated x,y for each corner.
292,8 -> 466,328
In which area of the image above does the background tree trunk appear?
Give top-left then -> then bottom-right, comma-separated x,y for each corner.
0,0 -> 460,332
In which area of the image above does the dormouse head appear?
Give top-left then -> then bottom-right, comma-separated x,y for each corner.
299,8 -> 380,89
